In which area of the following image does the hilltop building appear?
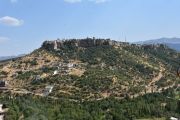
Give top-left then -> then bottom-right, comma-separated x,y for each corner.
42,38 -> 124,51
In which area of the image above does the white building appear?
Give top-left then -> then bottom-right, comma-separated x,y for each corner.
67,63 -> 74,68
53,70 -> 58,75
54,40 -> 58,50
170,117 -> 178,120
43,85 -> 54,96
0,104 -> 8,120
0,114 -> 4,120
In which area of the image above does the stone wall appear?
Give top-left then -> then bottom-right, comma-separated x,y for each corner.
41,38 -> 124,50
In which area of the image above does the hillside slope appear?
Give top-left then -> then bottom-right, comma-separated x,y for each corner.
0,38 -> 180,101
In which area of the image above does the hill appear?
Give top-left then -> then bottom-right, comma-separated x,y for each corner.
0,38 -> 179,99
135,37 -> 180,51
0,38 -> 180,119
0,54 -> 25,62
0,56 -> 16,61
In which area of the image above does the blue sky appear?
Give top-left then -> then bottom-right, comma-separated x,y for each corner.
0,0 -> 180,56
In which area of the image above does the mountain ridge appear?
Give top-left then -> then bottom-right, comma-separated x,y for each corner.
135,37 -> 180,51
0,54 -> 26,61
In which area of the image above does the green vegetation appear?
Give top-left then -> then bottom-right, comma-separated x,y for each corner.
13,39 -> 179,102
1,39 -> 180,119
16,71 -> 38,80
0,91 -> 179,120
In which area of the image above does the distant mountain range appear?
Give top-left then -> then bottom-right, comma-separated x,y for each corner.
0,56 -> 16,61
135,37 -> 180,51
0,54 -> 25,61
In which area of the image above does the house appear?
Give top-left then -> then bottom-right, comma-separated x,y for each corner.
0,81 -> 5,87
43,85 -> 54,96
170,117 -> 178,120
0,104 -> 8,120
67,63 -> 74,68
53,70 -> 58,75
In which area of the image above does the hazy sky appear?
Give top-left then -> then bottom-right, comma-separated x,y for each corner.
0,0 -> 180,56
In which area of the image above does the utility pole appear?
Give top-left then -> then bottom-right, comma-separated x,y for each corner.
125,36 -> 127,42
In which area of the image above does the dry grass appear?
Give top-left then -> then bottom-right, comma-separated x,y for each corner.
69,68 -> 85,77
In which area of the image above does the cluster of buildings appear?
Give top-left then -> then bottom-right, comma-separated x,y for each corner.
36,61 -> 78,96
53,62 -> 76,76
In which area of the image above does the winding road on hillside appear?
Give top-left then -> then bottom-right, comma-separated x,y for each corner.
145,64 -> 165,93
131,64 -> 171,98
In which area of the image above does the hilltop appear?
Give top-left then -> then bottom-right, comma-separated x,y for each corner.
42,38 -> 121,50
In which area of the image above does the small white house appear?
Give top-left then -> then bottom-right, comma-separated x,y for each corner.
67,63 -> 74,68
0,113 -> 4,120
53,70 -> 58,75
0,104 -> 8,120
43,85 -> 54,96
170,117 -> 178,120
0,104 -> 3,112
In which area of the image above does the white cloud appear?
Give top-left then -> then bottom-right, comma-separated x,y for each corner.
10,0 -> 18,3
89,0 -> 109,3
0,16 -> 24,27
64,0 -> 82,3
0,37 -> 9,43
64,0 -> 109,4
